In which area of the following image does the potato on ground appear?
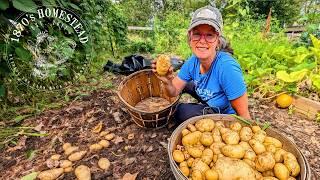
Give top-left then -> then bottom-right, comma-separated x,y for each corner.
221,144 -> 245,159
274,163 -> 290,180
215,157 -> 256,179
63,143 -> 72,151
255,152 -> 276,172
98,158 -> 111,170
89,144 -> 103,151
75,165 -> 91,180
64,146 -> 79,155
60,160 -> 73,168
68,151 -> 87,161
38,168 -> 64,180
50,154 -> 61,161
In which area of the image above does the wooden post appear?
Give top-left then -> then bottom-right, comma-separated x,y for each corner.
263,8 -> 272,37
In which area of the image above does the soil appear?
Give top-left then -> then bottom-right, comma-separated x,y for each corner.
0,76 -> 319,180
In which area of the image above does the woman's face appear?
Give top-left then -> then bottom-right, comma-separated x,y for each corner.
189,24 -> 219,61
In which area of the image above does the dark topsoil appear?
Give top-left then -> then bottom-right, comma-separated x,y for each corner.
0,78 -> 319,180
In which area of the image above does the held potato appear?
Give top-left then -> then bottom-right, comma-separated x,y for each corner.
221,144 -> 245,159
75,165 -> 91,180
173,150 -> 185,163
38,168 -> 64,180
205,169 -> 219,180
156,54 -> 171,76
222,130 -> 240,145
182,131 -> 202,147
240,127 -> 253,142
274,163 -> 290,180
230,122 -> 242,132
200,132 -> 214,146
201,148 -> 214,165
255,152 -> 276,172
249,139 -> 266,154
195,118 -> 215,132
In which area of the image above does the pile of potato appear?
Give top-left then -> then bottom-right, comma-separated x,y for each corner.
37,130 -> 114,180
172,118 -> 301,180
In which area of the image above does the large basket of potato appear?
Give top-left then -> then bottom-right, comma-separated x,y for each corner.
168,114 -> 311,180
118,69 -> 180,128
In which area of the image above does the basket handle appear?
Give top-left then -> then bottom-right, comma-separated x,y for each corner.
202,106 -> 221,116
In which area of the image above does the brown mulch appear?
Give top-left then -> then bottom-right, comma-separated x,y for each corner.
0,81 -> 319,179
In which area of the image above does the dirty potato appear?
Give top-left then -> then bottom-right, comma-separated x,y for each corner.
75,165 -> 91,180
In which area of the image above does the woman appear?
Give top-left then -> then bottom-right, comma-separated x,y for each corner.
152,5 -> 251,124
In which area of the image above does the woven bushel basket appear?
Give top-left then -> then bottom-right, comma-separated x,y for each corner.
168,114 -> 311,180
118,69 -> 180,128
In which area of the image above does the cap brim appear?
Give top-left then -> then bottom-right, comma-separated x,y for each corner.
188,20 -> 222,35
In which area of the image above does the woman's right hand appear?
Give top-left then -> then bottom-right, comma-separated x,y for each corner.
151,60 -> 174,85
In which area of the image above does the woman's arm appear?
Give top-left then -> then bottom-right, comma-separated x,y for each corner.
230,92 -> 251,119
164,76 -> 187,97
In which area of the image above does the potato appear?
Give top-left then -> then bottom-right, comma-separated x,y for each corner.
262,170 -> 275,177
222,130 -> 240,145
221,144 -> 245,159
274,163 -> 289,180
60,160 -> 73,168
288,177 -> 296,180
181,129 -> 191,136
192,170 -> 203,180
201,148 -> 214,165
252,126 -> 261,133
284,152 -> 297,161
254,170 -> 264,180
239,141 -> 251,151
179,161 -> 188,168
240,127 -> 253,142
64,146 -> 79,155
255,152 -> 276,172
200,132 -> 214,146
182,131 -> 202,147
213,135 -> 222,143
230,122 -> 242,131
187,146 -> 203,158
195,118 -> 215,132
156,54 -> 171,76
264,137 -> 282,148
205,169 -> 219,180
105,133 -> 115,140
75,165 -> 91,180
89,144 -> 103,151
244,149 -> 257,161
252,130 -> 267,142
210,142 -> 225,154
187,158 -> 194,167
38,168 -> 64,180
266,144 -> 277,153
263,177 -> 278,180
98,158 -> 111,170
99,131 -> 110,137
68,151 -> 87,162
283,157 -> 300,177
180,166 -> 190,177
219,127 -> 230,134
212,127 -> 220,136
215,157 -> 256,179
64,166 -> 73,173
187,124 -> 197,132
192,159 -> 210,174
173,150 -> 185,163
63,143 -> 72,151
249,139 -> 266,154
50,154 -> 61,161
243,158 -> 255,168
98,140 -> 110,148
215,121 -> 225,129
274,149 -> 287,163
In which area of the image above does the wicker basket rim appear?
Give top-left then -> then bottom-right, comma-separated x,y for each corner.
117,69 -> 181,114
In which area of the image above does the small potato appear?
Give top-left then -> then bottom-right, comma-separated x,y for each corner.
201,148 -> 214,165
38,168 -> 64,180
182,131 -> 202,147
192,170 -> 203,180
105,133 -> 115,140
192,159 -> 210,174
195,118 -> 215,132
64,146 -> 79,155
284,152 -> 297,161
221,144 -> 245,159
181,129 -> 191,136
180,166 -> 190,177
63,143 -> 72,151
60,160 -> 73,168
274,163 -> 289,180
243,158 -> 255,168
266,144 -> 277,153
249,139 -> 266,154
255,152 -> 276,172
284,158 -> 300,177
219,127 -> 230,135
215,121 -> 225,129
230,122 -> 242,131
222,131 -> 240,145
213,135 -> 222,143
262,170 -> 275,177
75,165 -> 91,180
187,158 -> 194,167
99,131 -> 110,137
99,140 -> 110,148
68,151 -> 87,162
187,124 -> 197,132
50,154 -> 61,161
252,126 -> 261,133
240,127 -> 253,142
239,141 -> 251,151
187,146 -> 203,158
64,166 -> 73,173
205,169 -> 219,180
210,142 -> 225,155
89,144 -> 103,151
274,149 -> 287,163
200,132 -> 214,146
179,161 -> 188,168
264,137 -> 282,148
244,149 -> 257,161
212,127 -> 220,136
252,130 -> 267,142
173,150 -> 185,163
98,158 -> 111,170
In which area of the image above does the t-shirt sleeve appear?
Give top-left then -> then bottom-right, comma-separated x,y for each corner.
219,59 -> 247,100
177,56 -> 194,82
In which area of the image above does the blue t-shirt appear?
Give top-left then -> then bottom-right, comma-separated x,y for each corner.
177,51 -> 247,114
